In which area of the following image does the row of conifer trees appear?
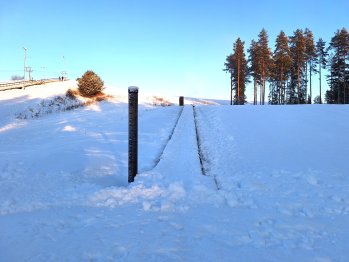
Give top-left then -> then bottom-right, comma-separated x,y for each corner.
224,28 -> 349,105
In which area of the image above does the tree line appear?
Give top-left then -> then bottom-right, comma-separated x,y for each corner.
224,28 -> 349,105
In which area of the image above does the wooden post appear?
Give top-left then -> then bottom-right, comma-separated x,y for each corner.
179,96 -> 184,106
128,86 -> 138,183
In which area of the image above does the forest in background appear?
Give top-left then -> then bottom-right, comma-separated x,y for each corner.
225,28 -> 349,105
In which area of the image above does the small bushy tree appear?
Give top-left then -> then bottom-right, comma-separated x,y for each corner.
313,95 -> 322,104
77,70 -> 104,97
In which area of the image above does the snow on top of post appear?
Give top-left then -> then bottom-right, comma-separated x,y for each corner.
128,86 -> 139,93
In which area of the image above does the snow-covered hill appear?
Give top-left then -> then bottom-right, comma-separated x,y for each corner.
0,82 -> 348,261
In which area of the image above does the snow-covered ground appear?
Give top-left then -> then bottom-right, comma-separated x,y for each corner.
1,82 -> 349,261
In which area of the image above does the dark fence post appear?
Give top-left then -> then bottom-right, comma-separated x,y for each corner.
128,86 -> 138,183
179,96 -> 184,106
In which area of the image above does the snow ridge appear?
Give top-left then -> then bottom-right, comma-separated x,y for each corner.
192,105 -> 207,176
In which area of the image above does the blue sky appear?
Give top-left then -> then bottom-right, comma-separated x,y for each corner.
1,0 -> 348,100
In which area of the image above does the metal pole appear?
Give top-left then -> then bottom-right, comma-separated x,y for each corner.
128,86 -> 139,183
179,96 -> 184,106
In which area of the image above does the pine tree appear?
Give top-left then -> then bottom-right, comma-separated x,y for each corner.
304,28 -> 317,104
289,29 -> 307,104
326,53 -> 336,103
316,38 -> 328,104
272,31 -> 292,104
229,38 -> 249,105
248,40 -> 261,105
340,28 -> 349,103
257,29 -> 272,105
326,28 -> 349,104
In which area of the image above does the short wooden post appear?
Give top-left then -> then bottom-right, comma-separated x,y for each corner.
128,86 -> 138,183
179,96 -> 184,106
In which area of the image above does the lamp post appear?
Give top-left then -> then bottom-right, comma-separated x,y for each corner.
23,47 -> 27,80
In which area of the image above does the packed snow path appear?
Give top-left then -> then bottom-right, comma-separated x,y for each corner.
144,105 -> 217,191
1,85 -> 349,262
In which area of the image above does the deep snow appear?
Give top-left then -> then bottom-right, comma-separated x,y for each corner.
1,82 -> 349,261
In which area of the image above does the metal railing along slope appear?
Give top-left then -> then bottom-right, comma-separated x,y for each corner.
0,78 -> 62,91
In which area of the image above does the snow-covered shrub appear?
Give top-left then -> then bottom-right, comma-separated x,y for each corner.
66,88 -> 79,99
77,70 -> 104,97
15,96 -> 84,120
152,96 -> 173,106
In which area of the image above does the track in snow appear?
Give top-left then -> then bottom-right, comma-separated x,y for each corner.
192,105 -> 220,190
149,106 -> 184,171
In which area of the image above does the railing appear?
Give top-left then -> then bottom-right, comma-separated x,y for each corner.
0,78 -> 61,91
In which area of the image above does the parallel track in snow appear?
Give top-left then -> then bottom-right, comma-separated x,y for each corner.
192,105 -> 220,190
150,106 -> 184,170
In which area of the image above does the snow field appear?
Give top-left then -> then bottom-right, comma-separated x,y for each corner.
1,81 -> 349,261
195,105 -> 349,259
0,102 -> 184,215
